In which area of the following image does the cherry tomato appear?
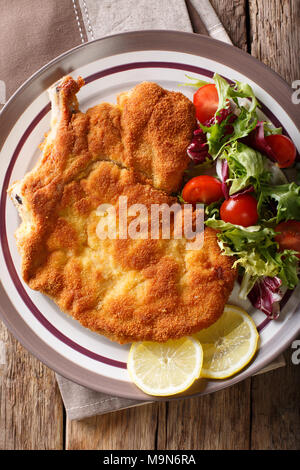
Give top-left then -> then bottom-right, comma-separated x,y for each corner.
193,84 -> 219,124
182,175 -> 223,204
275,221 -> 300,259
265,134 -> 296,168
220,194 -> 258,227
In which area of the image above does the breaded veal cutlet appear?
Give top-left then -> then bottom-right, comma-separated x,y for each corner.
9,76 -> 237,344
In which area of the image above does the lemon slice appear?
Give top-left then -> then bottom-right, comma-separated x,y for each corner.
194,304 -> 259,379
127,337 -> 203,396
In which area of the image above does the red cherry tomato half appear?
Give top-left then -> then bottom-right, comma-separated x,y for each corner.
182,175 -> 223,205
265,134 -> 296,168
275,221 -> 300,259
193,84 -> 219,124
220,194 -> 258,227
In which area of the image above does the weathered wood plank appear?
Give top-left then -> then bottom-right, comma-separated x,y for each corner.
0,323 -> 64,450
158,379 -> 251,450
66,402 -> 160,450
249,0 -> 300,83
251,344 -> 300,450
210,0 -> 248,50
248,0 -> 300,450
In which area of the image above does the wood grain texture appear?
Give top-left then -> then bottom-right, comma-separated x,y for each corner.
158,379 -> 251,450
249,0 -> 300,83
66,403 -> 160,450
0,323 -> 64,450
210,0 -> 248,50
251,344 -> 300,450
248,0 -> 300,449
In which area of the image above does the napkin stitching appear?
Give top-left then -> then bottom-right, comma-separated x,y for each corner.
72,0 -> 85,44
67,396 -> 125,411
82,0 -> 95,40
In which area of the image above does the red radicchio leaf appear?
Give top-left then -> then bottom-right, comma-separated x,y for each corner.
187,128 -> 211,163
204,107 -> 237,136
204,107 -> 230,127
187,107 -> 236,164
231,185 -> 255,198
243,121 -> 277,162
216,158 -> 230,200
248,276 -> 283,319
221,159 -> 230,200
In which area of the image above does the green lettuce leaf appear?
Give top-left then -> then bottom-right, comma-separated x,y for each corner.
221,142 -> 271,194
200,113 -> 236,157
205,201 -> 221,219
214,74 -> 259,114
199,74 -> 259,157
263,123 -> 282,136
182,75 -> 210,88
258,182 -> 300,223
205,218 -> 299,296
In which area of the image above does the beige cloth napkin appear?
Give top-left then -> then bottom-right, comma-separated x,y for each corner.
0,0 -> 286,421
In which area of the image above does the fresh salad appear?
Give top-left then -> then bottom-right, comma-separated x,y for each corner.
179,73 -> 300,319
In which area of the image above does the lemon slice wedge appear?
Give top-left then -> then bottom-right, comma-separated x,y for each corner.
127,337 -> 203,396
194,304 -> 259,379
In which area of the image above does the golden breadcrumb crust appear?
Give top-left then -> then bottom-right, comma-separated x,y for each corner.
10,76 -> 236,343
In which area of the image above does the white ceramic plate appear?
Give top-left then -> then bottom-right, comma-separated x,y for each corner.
0,31 -> 299,399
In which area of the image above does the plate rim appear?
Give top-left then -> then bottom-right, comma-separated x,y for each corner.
0,30 -> 299,400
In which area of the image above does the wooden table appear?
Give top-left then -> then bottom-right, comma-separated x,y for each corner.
1,0 -> 299,450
